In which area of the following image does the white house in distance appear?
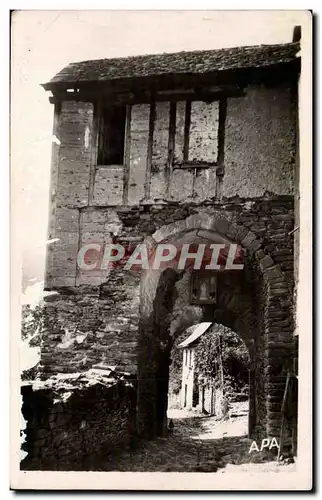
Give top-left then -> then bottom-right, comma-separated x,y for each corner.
179,322 -> 223,414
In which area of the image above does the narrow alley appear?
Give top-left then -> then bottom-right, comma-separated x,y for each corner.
78,403 -> 295,473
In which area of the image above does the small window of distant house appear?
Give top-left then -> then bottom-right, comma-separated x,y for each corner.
190,272 -> 217,305
97,105 -> 126,165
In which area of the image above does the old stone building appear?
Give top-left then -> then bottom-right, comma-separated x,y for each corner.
179,323 -> 213,411
178,322 -> 249,418
23,38 -> 301,464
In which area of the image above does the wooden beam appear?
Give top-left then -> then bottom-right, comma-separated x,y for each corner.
122,105 -> 132,204
215,98 -> 227,200
88,101 -> 99,205
217,98 -> 227,172
144,101 -> 156,200
44,101 -> 61,290
178,162 -> 217,169
166,101 -> 176,193
96,100 -> 104,165
183,100 -> 191,163
49,89 -> 246,105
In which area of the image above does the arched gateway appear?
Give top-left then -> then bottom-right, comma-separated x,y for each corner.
22,37 -> 300,468
137,212 -> 294,441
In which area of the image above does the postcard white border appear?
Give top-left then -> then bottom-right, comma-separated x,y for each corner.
9,8 -> 312,491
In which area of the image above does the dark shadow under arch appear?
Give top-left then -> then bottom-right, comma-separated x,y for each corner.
137,213 -> 294,441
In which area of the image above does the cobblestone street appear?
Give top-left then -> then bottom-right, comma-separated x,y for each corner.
81,404 -> 296,473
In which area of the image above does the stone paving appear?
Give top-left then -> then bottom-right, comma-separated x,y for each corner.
83,406 -> 296,473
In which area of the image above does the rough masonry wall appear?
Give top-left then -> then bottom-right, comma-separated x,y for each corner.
174,101 -> 186,164
37,84 -> 297,433
39,198 -> 295,377
137,205 -> 295,439
84,85 -> 296,208
189,100 -> 219,163
47,85 -> 296,289
56,101 -> 94,207
150,101 -> 170,201
223,83 -> 296,198
128,104 -> 150,204
19,67 -> 299,467
21,380 -> 137,470
46,101 -> 94,289
93,165 -> 124,206
39,281 -> 139,376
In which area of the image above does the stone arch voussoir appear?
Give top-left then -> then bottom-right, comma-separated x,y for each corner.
138,211 -> 294,440
148,213 -> 283,275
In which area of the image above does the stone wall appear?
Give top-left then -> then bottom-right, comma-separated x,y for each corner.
136,206 -> 295,439
180,346 -> 196,409
38,289 -> 139,376
28,76 -> 298,455
46,81 -> 296,289
38,197 -> 295,376
223,84 -> 296,198
23,198 -> 295,442
21,378 -> 137,470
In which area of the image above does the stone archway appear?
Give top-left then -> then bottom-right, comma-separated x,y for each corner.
137,212 -> 294,441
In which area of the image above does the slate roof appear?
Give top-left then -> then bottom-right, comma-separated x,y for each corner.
43,41 -> 300,89
178,322 -> 212,348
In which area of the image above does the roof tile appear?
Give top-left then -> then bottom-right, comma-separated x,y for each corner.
44,42 -> 300,88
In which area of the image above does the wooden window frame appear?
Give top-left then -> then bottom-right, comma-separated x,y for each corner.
96,103 -> 129,167
170,98 -> 226,170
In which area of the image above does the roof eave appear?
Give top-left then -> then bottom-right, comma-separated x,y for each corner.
42,58 -> 301,95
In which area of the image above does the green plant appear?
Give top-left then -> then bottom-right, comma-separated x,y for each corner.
194,324 -> 249,398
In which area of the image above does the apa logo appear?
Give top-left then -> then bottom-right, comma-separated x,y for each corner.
248,437 -> 279,453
